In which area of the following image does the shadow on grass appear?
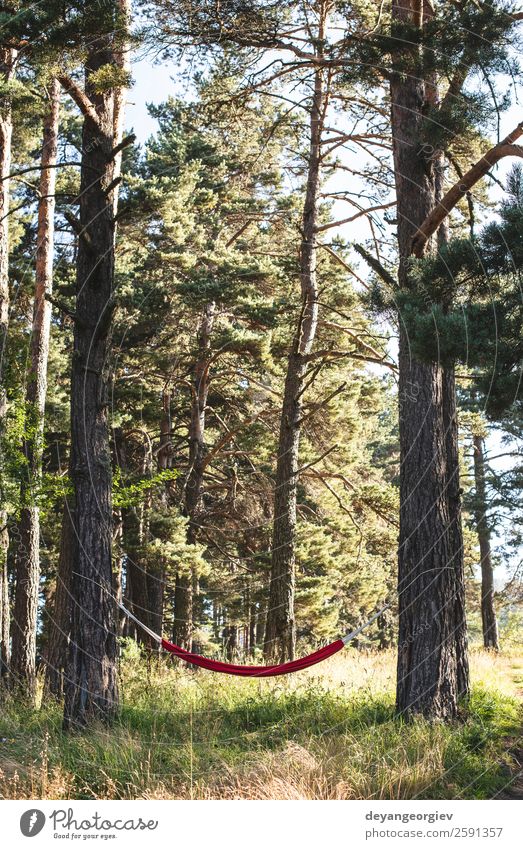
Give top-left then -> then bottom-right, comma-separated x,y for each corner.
0,667 -> 520,799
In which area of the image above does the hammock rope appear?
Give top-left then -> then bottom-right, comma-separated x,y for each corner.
118,601 -> 390,677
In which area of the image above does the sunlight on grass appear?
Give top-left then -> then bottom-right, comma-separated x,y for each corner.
0,645 -> 521,800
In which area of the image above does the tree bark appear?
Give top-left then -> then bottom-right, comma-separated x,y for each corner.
44,501 -> 76,697
0,46 -> 15,679
472,434 -> 499,650
391,0 -> 469,718
442,365 -> 469,693
112,427 -> 153,644
11,79 -> 60,696
264,55 -> 325,662
63,14 -> 127,727
223,623 -> 238,661
173,302 -> 215,649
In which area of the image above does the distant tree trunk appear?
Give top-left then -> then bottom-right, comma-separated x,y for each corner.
249,602 -> 256,656
442,365 -> 469,694
0,46 -> 16,679
223,623 -> 237,661
113,506 -> 124,636
472,434 -> 499,650
212,602 -> 221,643
123,503 -> 151,640
173,302 -> 215,649
114,427 -> 153,643
256,599 -> 266,649
391,0 -> 468,718
44,501 -> 76,697
111,0 -> 130,220
377,604 -> 394,650
11,79 -> 60,696
63,23 -> 126,728
264,55 -> 326,662
145,391 -> 172,643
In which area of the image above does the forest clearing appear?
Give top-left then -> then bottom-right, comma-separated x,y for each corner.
0,0 -> 522,805
1,646 -> 522,800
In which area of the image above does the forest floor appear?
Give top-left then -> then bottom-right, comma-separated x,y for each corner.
0,644 -> 522,800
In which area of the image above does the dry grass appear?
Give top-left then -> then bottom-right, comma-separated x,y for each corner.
0,645 -> 521,800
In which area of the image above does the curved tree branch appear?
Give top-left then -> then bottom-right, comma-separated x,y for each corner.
57,74 -> 101,129
411,121 -> 523,256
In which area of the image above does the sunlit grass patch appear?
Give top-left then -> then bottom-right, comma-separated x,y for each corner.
0,646 -> 521,800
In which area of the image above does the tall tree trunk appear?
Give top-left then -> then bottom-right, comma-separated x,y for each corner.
223,622 -> 237,661
144,392 -> 172,644
0,46 -> 15,679
391,0 -> 468,718
11,79 -> 60,696
112,0 -> 131,219
442,365 -> 469,692
249,600 -> 256,657
44,501 -> 76,696
173,302 -> 215,649
264,54 -> 326,662
63,14 -> 127,727
115,427 -> 154,643
472,434 -> 499,650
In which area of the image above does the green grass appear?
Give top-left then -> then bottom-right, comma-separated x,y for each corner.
0,645 -> 521,799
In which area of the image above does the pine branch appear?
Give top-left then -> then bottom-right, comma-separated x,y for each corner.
103,176 -> 123,196
412,121 -> 523,256
295,444 -> 339,475
63,211 -> 94,250
297,383 -> 347,426
109,133 -> 136,160
318,320 -> 390,363
353,243 -> 397,289
315,201 -> 395,233
302,348 -> 397,371
45,295 -> 83,326
0,162 -> 81,184
308,469 -> 364,535
203,412 -> 265,470
58,74 -> 101,129
318,244 -> 372,292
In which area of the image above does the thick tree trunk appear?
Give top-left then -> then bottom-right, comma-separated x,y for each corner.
392,0 -> 468,718
472,434 -> 499,650
264,61 -> 324,662
63,33 -> 124,728
11,80 -> 60,696
173,302 -> 214,649
0,46 -> 15,679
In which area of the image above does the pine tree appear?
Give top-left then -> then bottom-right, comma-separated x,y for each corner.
0,38 -> 17,678
61,0 -> 131,729
351,0 -> 520,718
11,78 -> 60,696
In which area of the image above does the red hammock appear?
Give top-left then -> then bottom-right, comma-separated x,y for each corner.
160,636 -> 344,676
119,601 -> 388,677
